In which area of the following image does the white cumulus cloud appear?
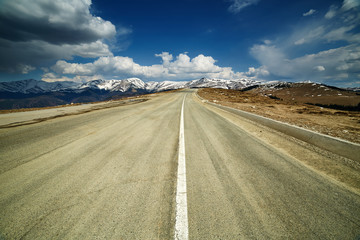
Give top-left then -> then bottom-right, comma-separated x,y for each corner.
155,52 -> 174,66
246,66 -> 269,77
44,52 -> 250,82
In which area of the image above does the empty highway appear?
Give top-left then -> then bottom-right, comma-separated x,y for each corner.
0,89 -> 359,239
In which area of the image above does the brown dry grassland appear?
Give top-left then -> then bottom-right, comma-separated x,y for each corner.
198,88 -> 360,144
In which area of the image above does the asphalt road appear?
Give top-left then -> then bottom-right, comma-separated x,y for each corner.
0,89 -> 359,239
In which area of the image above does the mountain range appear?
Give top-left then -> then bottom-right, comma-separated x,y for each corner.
0,78 -> 260,94
0,78 -> 259,109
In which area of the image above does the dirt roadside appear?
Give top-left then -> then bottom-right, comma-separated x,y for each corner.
198,88 -> 360,144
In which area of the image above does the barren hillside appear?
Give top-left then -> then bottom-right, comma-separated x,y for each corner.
198,85 -> 360,144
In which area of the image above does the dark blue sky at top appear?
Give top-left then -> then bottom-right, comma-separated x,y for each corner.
0,0 -> 358,86
91,0 -> 339,70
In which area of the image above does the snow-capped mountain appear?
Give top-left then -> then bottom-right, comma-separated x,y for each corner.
146,80 -> 187,92
0,77 -> 259,94
186,78 -> 259,89
80,78 -> 149,92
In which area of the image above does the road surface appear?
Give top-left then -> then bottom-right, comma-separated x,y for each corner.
0,89 -> 359,239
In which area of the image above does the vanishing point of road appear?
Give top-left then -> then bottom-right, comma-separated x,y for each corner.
0,89 -> 359,239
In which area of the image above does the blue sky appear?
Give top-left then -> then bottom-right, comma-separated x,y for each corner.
0,0 -> 359,87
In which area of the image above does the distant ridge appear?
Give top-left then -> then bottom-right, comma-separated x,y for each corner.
0,77 -> 259,109
0,77 -> 260,94
1,78 -> 358,110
